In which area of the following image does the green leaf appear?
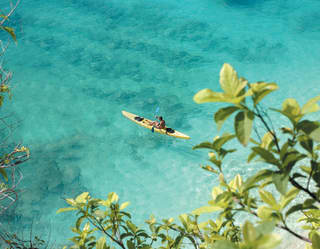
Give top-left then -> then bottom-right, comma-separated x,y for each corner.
298,135 -> 313,153
212,133 -> 236,150
310,127 -> 320,142
213,240 -> 239,249
282,98 -> 301,116
282,151 -> 306,171
255,234 -> 281,249
201,165 -> 219,174
243,221 -> 256,243
272,173 -> 289,195
252,147 -> 279,167
220,63 -> 247,97
0,167 -> 8,181
215,106 -> 239,130
285,204 -> 317,218
209,152 -> 222,169
243,169 -> 273,191
126,221 -> 137,233
302,95 -> 320,114
234,174 -> 242,191
300,165 -> 311,174
259,190 -> 278,209
311,233 -> 320,249
108,192 -> 119,203
76,216 -> 86,230
250,82 -> 278,106
96,237 -> 107,249
271,99 -> 304,124
297,120 -> 320,142
127,240 -> 135,249
247,151 -> 257,163
56,207 -> 78,214
178,214 -> 188,229
192,205 -> 222,215
173,234 -> 184,248
211,186 -> 223,200
255,221 -> 276,235
257,206 -> 274,220
280,188 -> 300,210
192,142 -> 213,150
234,111 -> 254,146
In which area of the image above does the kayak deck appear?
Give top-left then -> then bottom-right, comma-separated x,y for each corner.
122,110 -> 190,140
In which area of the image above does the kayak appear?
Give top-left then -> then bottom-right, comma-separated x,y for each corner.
122,110 -> 190,140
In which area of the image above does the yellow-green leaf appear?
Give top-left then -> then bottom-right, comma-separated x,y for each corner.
99,199 -> 111,207
302,95 -> 320,114
213,240 -> 239,249
108,192 -> 119,203
257,206 -> 274,220
120,201 -> 130,210
96,237 -> 107,249
260,132 -> 273,149
66,198 -> 76,206
75,192 -> 89,204
311,233 -> 320,249
243,221 -> 256,243
259,190 -> 278,209
193,89 -> 226,103
56,207 -> 77,214
220,63 -> 247,97
255,234 -> 281,249
211,186 -> 223,200
250,82 -> 278,106
192,205 -> 222,215
282,98 -> 301,117
280,188 -> 300,210
234,174 -> 242,190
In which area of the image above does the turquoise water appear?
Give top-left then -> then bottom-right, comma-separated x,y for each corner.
1,0 -> 320,247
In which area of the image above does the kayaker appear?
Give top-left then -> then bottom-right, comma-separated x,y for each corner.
149,116 -> 166,129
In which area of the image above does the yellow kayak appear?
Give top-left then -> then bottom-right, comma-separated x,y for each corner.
122,110 -> 190,140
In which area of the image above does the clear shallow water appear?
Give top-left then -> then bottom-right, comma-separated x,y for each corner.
1,0 -> 320,247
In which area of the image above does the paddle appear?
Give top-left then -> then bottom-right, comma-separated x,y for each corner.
151,107 -> 160,133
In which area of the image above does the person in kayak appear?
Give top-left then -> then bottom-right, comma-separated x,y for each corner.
149,116 -> 166,129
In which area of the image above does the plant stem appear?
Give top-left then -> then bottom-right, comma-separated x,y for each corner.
289,177 -> 320,203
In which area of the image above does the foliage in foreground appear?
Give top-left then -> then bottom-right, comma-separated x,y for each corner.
0,2 -> 35,249
59,64 -> 320,249
0,0 -> 29,215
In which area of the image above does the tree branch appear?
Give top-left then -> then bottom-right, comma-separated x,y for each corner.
0,0 -> 21,26
289,177 -> 320,203
238,201 -> 311,243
